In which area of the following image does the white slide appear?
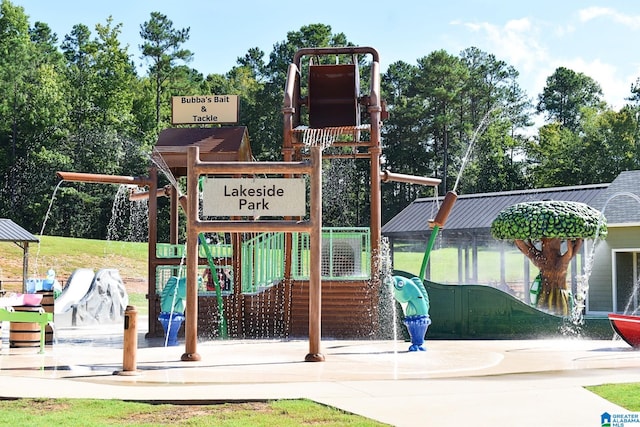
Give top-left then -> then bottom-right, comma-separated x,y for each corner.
54,268 -> 95,315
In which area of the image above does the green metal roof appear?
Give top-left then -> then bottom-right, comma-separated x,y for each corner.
382,183 -> 609,238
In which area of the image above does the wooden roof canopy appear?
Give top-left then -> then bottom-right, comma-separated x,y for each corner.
154,126 -> 253,177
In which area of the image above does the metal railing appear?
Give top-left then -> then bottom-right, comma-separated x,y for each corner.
293,227 -> 371,280
241,232 -> 286,293
156,242 -> 232,259
156,242 -> 233,295
156,227 -> 371,294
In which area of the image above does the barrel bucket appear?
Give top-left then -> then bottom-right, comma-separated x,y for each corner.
10,306 -> 42,348
37,291 -> 54,344
158,312 -> 185,346
403,314 -> 431,352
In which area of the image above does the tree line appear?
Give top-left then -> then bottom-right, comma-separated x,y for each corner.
1,0 -> 639,240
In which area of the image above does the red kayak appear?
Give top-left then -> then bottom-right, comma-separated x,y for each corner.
609,313 -> 640,348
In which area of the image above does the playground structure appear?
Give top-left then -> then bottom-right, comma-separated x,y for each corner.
51,44 -> 624,361
56,47 -> 443,361
42,43 -> 631,364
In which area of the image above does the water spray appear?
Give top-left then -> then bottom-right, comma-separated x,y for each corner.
452,106 -> 500,193
573,191 -> 640,324
419,191 -> 458,281
417,107 -> 498,281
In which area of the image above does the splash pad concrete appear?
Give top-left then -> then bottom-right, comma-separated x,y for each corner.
1,319 -> 640,426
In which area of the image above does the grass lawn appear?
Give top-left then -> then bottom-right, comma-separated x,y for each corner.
586,382 -> 640,411
1,236 -> 533,291
1,235 -> 149,314
0,398 -> 388,426
393,247 -> 530,283
0,385 -> 635,426
0,235 -> 148,286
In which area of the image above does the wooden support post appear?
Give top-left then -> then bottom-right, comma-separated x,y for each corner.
306,146 -> 324,362
117,305 -> 140,376
182,147 -> 201,362
147,167 -> 159,338
170,184 -> 179,244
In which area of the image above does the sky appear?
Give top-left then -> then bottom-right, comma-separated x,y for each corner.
11,0 -> 640,110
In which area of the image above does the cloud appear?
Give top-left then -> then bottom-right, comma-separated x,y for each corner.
579,6 -> 640,30
454,18 -> 548,73
554,23 -> 575,37
454,14 -> 637,109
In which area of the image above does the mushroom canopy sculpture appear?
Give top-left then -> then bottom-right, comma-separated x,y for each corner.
491,200 -> 607,315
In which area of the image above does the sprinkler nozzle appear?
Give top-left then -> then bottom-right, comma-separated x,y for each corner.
432,191 -> 458,228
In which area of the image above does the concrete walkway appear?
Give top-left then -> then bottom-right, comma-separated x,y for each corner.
1,318 -> 639,426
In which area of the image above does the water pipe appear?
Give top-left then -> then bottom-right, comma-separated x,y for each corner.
128,186 -> 169,201
431,191 -> 458,228
418,225 -> 439,282
56,171 -> 152,187
419,191 -> 458,281
293,46 -> 380,69
198,233 -> 228,339
380,170 -> 442,187
165,180 -> 228,339
197,177 -> 228,338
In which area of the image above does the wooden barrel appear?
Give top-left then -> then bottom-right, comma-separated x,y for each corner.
10,306 -> 42,348
37,291 -> 54,344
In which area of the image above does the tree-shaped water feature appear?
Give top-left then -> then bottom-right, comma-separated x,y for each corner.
491,200 -> 607,315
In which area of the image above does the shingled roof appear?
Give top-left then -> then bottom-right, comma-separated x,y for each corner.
382,170 -> 640,239
591,170 -> 640,224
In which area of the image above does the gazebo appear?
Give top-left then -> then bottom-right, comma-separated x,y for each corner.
0,219 -> 39,293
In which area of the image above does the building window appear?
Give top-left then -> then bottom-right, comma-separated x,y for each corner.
613,250 -> 640,313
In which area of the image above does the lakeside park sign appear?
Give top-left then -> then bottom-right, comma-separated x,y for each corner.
202,178 -> 306,217
171,95 -> 239,124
